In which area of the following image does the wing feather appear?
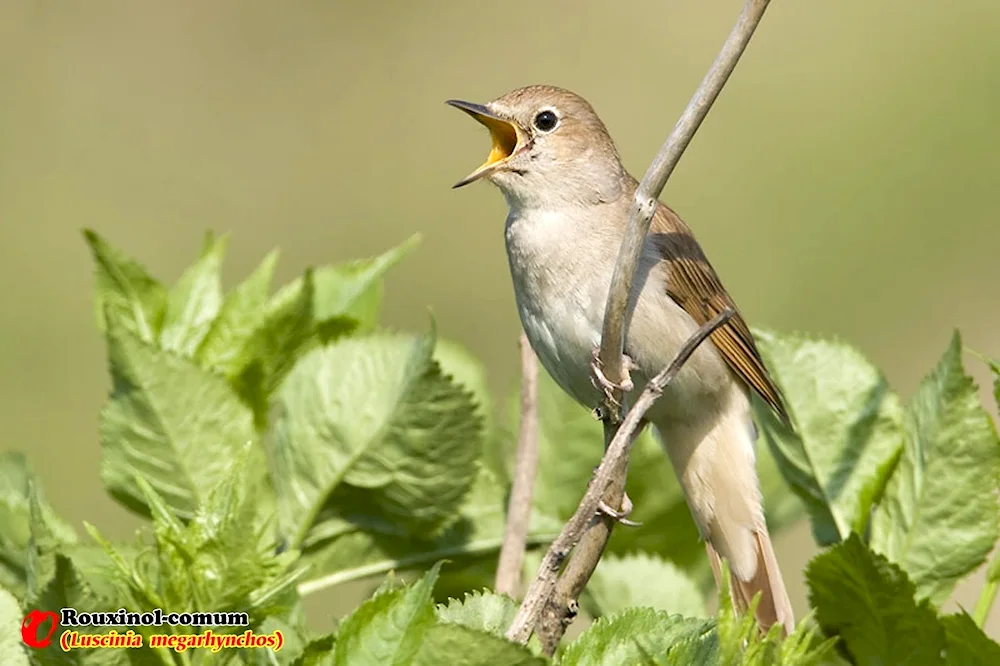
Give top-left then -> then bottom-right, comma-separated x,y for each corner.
650,204 -> 790,424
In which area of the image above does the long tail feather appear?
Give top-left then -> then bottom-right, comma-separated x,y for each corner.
654,389 -> 793,636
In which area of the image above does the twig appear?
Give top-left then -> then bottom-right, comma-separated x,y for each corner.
495,333 -> 540,596
506,0 -> 773,651
506,310 -> 735,646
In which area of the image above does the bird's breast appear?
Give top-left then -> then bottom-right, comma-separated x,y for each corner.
504,208 -> 608,407
502,205 -> 735,424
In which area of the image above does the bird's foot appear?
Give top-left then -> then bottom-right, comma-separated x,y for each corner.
590,349 -> 635,408
597,491 -> 641,527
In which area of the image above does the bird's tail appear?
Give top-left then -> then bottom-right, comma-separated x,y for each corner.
652,392 -> 794,636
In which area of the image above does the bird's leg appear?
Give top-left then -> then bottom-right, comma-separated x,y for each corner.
598,492 -> 641,527
590,463 -> 642,527
589,348 -> 635,407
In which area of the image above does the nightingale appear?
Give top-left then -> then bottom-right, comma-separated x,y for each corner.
448,85 -> 794,635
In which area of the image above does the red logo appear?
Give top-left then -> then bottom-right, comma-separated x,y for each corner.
21,610 -> 59,648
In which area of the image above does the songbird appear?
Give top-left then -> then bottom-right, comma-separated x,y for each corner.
448,85 -> 794,635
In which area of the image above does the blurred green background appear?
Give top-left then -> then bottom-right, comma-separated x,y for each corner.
2,0 -> 999,634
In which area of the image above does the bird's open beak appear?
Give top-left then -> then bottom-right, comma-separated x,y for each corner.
446,100 -> 523,188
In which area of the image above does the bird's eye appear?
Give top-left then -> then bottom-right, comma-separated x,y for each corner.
533,110 -> 558,133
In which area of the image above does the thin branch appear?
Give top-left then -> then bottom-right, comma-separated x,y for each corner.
506,310 -> 735,646
495,333 -> 541,596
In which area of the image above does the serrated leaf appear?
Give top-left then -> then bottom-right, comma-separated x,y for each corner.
413,624 -> 545,666
434,338 -> 494,435
583,553 -> 706,619
86,465 -> 300,630
197,249 -> 279,373
99,321 -> 257,519
0,586 -> 28,666
25,548 -> 147,665
333,561 -> 440,666
160,232 -> 227,356
435,590 -> 518,638
658,629 -> 720,666
806,533 -> 945,666
754,328 -> 905,545
941,612 -> 1000,665
84,229 -> 167,342
560,608 -> 715,666
871,332 -> 1000,604
273,332 -> 482,548
272,235 -> 419,333
296,467 -> 561,595
233,268 -> 316,429
0,453 -> 76,596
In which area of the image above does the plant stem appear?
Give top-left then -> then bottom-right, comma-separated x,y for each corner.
495,333 -> 540,596
973,548 -> 1000,627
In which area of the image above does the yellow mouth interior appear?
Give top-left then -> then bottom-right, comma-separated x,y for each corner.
477,115 -> 518,167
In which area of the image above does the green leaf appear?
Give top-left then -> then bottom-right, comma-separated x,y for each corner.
99,320 -> 257,519
710,564 -> 836,666
0,453 -> 76,596
159,231 -> 227,356
527,372 -> 606,521
293,634 -> 336,666
196,249 -> 279,373
332,561 -> 440,666
272,235 -> 420,333
24,525 -> 146,666
252,616 -> 309,666
755,432 -> 807,534
434,338 -> 494,434
297,467 -> 560,596
234,268 -> 316,429
413,624 -> 545,666
273,332 -> 482,549
871,332 -> 1000,604
560,608 -> 715,666
435,589 -> 518,638
583,553 -> 706,619
0,586 -> 29,666
806,533 -> 945,666
86,461 -> 301,628
84,229 -> 167,342
754,328 -> 905,545
435,338 -> 504,484
991,359 -> 1000,410
941,613 -> 1000,666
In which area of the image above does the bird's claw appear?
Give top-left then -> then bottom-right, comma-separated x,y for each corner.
590,349 -> 635,407
597,492 -> 642,527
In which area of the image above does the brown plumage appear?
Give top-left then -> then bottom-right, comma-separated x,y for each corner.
449,84 -> 795,635
650,202 -> 790,425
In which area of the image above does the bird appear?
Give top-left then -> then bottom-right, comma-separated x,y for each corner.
447,85 -> 794,635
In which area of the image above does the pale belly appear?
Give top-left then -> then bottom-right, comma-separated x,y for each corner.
504,210 -> 734,427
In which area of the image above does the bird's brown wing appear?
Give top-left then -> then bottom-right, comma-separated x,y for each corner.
650,203 -> 790,424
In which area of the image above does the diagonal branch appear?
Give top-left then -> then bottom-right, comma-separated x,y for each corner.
495,333 -> 540,596
506,310 -> 735,646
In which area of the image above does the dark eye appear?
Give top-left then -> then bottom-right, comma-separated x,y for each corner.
533,110 -> 558,132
